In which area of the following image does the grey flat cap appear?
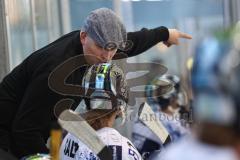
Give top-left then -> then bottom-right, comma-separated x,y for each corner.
81,8 -> 127,50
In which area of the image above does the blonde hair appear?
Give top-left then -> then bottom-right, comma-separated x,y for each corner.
81,109 -> 119,130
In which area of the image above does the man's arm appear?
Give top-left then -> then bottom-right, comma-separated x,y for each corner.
121,27 -> 192,57
122,26 -> 169,57
0,58 -> 32,151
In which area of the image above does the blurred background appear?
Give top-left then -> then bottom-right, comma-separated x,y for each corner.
0,0 -> 240,138
2,0 -> 240,71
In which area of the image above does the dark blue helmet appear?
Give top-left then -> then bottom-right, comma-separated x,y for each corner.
145,75 -> 179,111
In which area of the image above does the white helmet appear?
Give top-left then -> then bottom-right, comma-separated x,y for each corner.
76,63 -> 129,115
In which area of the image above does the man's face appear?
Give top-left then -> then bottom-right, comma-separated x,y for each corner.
80,32 -> 117,64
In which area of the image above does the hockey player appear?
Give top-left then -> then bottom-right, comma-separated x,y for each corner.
60,63 -> 142,160
132,75 -> 189,157
151,31 -> 240,160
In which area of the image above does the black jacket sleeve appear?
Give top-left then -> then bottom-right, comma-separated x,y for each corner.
0,57 -> 32,151
120,26 -> 169,57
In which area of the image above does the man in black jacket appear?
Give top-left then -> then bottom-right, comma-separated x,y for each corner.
0,8 -> 191,158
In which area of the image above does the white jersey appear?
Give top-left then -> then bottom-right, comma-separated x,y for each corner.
151,136 -> 239,160
60,127 -> 142,160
